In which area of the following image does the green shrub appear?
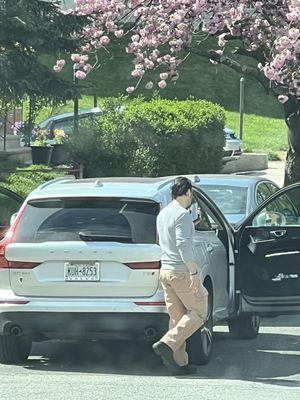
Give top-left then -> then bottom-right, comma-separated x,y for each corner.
67,97 -> 226,177
1,165 -> 66,197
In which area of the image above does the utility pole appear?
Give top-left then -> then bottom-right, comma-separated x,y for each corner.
73,64 -> 79,136
239,77 -> 245,140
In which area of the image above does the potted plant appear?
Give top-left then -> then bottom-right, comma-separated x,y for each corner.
50,129 -> 69,166
30,128 -> 53,165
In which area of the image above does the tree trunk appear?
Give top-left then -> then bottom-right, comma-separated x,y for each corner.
283,99 -> 300,186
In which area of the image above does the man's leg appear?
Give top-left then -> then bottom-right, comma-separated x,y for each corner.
161,272 -> 188,366
160,272 -> 208,356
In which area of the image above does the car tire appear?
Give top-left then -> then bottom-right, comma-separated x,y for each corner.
0,335 -> 32,363
186,288 -> 213,365
228,315 -> 260,339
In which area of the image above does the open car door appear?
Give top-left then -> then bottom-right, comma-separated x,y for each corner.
236,182 -> 300,315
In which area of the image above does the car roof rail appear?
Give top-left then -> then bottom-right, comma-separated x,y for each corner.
38,175 -> 76,190
156,177 -> 178,191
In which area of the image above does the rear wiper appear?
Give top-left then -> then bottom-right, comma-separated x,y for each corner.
78,231 -> 132,243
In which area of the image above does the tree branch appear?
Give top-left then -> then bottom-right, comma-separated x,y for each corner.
232,46 -> 266,64
187,47 -> 271,95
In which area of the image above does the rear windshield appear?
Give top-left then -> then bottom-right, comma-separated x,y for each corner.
200,184 -> 248,215
13,198 -> 159,244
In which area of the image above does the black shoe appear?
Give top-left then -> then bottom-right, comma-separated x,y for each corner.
152,341 -> 182,374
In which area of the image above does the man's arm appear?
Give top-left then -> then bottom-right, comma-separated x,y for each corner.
175,212 -> 200,292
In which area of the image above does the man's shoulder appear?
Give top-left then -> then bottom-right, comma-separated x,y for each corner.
158,202 -> 189,220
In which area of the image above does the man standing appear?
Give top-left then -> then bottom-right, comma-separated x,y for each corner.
152,177 -> 208,375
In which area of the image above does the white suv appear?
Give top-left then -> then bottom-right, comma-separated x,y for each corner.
4,176 -> 300,365
0,176 -> 235,364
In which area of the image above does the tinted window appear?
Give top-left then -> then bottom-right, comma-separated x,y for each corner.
266,183 -> 279,195
256,183 -> 272,205
13,198 -> 159,244
52,119 -> 73,134
0,191 -> 21,238
190,194 -> 222,231
201,184 -> 248,215
253,187 -> 300,227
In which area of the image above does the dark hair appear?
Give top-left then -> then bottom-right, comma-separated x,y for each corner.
171,177 -> 192,198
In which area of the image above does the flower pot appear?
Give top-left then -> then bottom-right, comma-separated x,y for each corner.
50,144 -> 69,166
31,146 -> 53,166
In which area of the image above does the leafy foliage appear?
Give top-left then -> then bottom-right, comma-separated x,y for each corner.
67,97 -> 225,177
0,0 -> 86,105
1,165 -> 66,197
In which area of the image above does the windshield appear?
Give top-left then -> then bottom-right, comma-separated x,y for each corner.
13,197 -> 159,244
200,184 -> 248,215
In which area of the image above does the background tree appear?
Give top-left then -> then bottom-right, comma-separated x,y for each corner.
0,0 -> 86,130
66,0 -> 300,185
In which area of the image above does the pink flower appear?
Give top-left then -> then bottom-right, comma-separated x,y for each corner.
57,59 -> 65,68
53,65 -> 62,73
115,30 -> 124,38
160,72 -> 168,80
100,36 -> 110,46
145,81 -> 154,90
278,95 -> 289,103
75,70 -> 87,79
71,54 -> 81,62
126,86 -> 135,94
158,80 -> 167,89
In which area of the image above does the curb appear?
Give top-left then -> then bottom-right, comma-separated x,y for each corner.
222,153 -> 268,174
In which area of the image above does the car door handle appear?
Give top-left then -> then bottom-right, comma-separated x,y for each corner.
206,244 -> 214,253
270,230 -> 286,238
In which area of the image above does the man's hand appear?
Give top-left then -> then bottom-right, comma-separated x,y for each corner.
189,274 -> 200,293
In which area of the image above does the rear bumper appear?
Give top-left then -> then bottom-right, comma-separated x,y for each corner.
0,312 -> 169,341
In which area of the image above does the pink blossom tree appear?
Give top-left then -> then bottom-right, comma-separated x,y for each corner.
60,0 -> 300,185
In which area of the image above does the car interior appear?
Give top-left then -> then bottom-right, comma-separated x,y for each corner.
238,186 -> 300,297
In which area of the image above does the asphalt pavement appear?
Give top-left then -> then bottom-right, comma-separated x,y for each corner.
239,160 -> 285,187
1,316 -> 300,400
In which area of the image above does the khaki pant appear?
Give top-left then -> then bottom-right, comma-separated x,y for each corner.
159,270 -> 208,366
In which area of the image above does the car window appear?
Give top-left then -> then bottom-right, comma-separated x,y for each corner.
52,118 -> 74,134
52,115 -> 95,134
190,193 -> 223,231
13,198 -> 159,244
252,186 -> 300,227
200,184 -> 248,215
0,191 -> 21,239
266,183 -> 279,195
256,183 -> 272,206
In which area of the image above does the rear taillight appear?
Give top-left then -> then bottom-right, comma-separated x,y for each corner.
0,204 -> 26,269
8,262 -> 40,269
125,261 -> 161,269
0,234 -> 12,268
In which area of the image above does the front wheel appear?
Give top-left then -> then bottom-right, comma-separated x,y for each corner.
0,335 -> 32,364
186,289 -> 213,365
228,315 -> 260,339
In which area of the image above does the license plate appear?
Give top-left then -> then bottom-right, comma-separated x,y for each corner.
64,262 -> 100,282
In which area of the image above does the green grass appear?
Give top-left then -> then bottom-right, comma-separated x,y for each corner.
226,111 -> 287,159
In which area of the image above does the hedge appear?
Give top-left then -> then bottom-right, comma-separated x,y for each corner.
67,97 -> 226,177
0,165 -> 66,197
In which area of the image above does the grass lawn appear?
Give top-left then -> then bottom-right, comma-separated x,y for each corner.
225,111 -> 287,160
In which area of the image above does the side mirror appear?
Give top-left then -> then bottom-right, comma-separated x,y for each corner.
10,212 -> 18,226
